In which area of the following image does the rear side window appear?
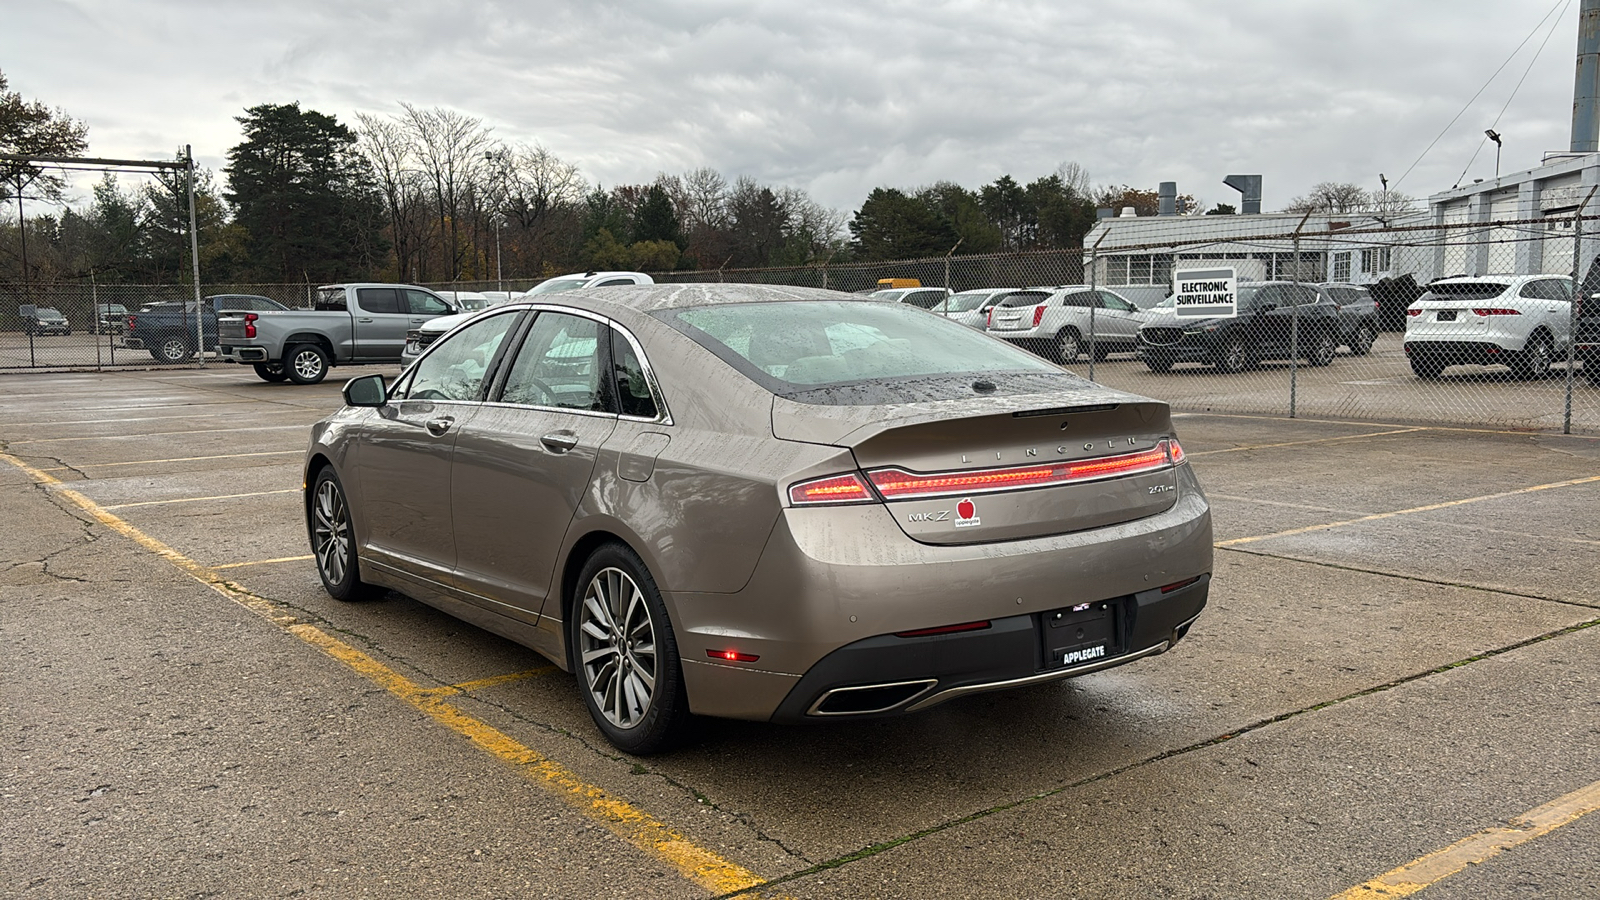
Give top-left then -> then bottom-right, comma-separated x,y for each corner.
357,288 -> 401,314
903,290 -> 947,309
315,288 -> 347,312
1520,279 -> 1572,301
610,330 -> 659,419
1062,292 -> 1095,308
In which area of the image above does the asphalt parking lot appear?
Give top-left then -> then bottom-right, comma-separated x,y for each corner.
3,364 -> 1597,899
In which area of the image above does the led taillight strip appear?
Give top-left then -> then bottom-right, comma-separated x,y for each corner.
867,439 -> 1180,500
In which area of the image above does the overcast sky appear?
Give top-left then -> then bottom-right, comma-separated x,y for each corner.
1,0 -> 1587,215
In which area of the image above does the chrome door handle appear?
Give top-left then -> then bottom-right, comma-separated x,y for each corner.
425,416 -> 454,436
540,430 -> 579,453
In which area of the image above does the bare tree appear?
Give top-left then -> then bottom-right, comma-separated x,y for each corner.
1286,182 -> 1371,215
355,112 -> 426,279
401,104 -> 493,281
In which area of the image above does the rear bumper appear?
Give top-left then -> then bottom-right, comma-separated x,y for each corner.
672,463 -> 1213,722
220,344 -> 271,363
1404,340 -> 1513,365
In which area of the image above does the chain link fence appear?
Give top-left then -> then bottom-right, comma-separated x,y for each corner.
2,219 -> 1594,434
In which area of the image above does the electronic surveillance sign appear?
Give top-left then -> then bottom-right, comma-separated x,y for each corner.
1172,268 -> 1238,318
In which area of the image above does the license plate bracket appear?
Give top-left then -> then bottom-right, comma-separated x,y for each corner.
1437,310 -> 1457,322
1041,601 -> 1120,669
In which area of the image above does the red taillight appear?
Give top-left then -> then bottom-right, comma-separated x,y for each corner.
788,472 -> 875,505
986,308 -> 994,328
867,440 -> 1176,499
1032,305 -> 1046,327
1472,308 -> 1520,316
126,315 -> 136,328
708,649 -> 759,663
1161,576 -> 1203,594
1406,309 -> 1422,317
895,620 -> 992,638
244,312 -> 258,339
1167,438 -> 1186,465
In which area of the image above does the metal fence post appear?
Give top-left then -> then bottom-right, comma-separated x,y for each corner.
186,145 -> 204,367
1288,212 -> 1312,419
1565,185 -> 1597,434
1087,231 -> 1108,382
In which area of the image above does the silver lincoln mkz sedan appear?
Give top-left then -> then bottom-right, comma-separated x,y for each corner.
305,284 -> 1212,754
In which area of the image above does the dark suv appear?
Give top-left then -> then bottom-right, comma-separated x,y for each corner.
1576,289 -> 1599,383
1316,283 -> 1379,355
1137,281 -> 1341,373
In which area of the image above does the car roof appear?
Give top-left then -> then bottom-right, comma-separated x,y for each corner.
504,283 -> 876,315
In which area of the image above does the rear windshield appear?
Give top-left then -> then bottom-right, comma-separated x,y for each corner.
659,300 -> 1064,402
943,291 -> 997,313
997,290 -> 1051,308
1425,282 -> 1510,300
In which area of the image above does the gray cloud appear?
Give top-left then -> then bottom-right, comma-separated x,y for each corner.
2,0 -> 1580,213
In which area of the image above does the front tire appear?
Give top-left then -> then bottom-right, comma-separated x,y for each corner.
286,343 -> 330,385
1213,336 -> 1250,373
1307,330 -> 1337,367
1145,354 -> 1175,373
308,467 -> 382,602
151,334 -> 194,363
253,362 -> 289,383
571,543 -> 690,755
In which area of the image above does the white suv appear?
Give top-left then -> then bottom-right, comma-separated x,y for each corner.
1403,274 -> 1575,379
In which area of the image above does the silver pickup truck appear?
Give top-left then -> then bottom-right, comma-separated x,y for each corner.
218,283 -> 458,384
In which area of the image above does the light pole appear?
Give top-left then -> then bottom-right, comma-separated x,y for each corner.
483,149 -> 506,292
1485,129 -> 1502,179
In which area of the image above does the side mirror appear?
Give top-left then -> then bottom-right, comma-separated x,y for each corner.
343,373 -> 388,407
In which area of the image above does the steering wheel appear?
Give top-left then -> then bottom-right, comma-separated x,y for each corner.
511,375 -> 558,406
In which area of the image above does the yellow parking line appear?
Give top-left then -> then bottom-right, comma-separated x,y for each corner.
34,450 -> 300,472
412,667 -> 559,697
99,488 -> 299,510
1331,780 -> 1600,899
0,449 -> 779,898
1189,427 -> 1425,456
210,554 -> 314,570
1217,474 -> 1600,547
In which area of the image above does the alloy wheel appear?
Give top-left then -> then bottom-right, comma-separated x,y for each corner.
578,567 -> 658,730
311,477 -> 351,587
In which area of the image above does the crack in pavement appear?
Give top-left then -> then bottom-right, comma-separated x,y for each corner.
1218,545 -> 1600,611
711,616 -> 1600,898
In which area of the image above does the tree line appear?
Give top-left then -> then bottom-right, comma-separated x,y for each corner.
4,72 -> 1318,287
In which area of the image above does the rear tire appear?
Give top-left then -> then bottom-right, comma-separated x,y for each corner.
1054,329 -> 1082,363
253,362 -> 289,383
286,343 -> 330,385
1410,356 -> 1445,379
308,467 -> 382,602
152,334 -> 193,363
571,543 -> 691,755
1347,322 -> 1377,356
1511,333 -> 1553,380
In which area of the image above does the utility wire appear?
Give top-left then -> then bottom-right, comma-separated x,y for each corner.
1394,0 -> 1570,192
1451,0 -> 1573,187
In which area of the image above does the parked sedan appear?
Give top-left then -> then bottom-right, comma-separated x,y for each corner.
307,284 -> 1212,753
1137,281 -> 1340,373
986,287 -> 1147,362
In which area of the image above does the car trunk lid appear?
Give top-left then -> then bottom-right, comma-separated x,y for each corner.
776,391 -> 1181,545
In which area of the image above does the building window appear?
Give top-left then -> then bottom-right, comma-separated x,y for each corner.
1360,247 -> 1392,274
1332,252 -> 1352,282
1103,253 -> 1175,285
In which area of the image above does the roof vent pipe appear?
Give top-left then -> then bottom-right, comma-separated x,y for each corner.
1572,0 -> 1600,152
1158,182 -> 1177,216
1223,174 -> 1263,214
1119,207 -> 1138,218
